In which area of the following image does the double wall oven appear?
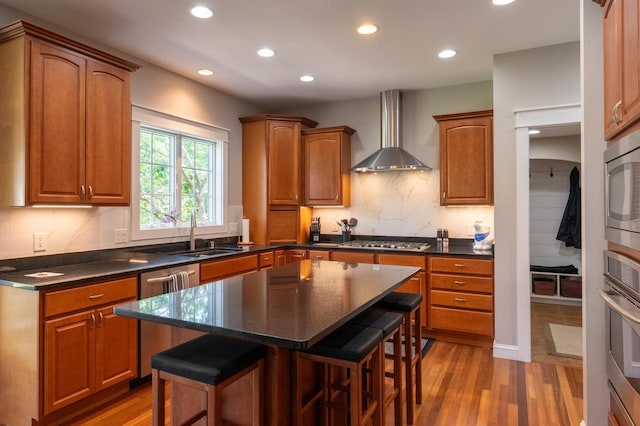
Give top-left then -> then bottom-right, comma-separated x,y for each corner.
602,251 -> 640,425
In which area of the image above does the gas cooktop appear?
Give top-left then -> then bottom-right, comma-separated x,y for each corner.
339,240 -> 430,252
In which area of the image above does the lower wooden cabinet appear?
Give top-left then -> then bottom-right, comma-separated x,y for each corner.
377,254 -> 428,328
308,249 -> 330,260
427,256 -> 494,346
286,249 -> 307,263
200,254 -> 259,282
43,276 -> 137,415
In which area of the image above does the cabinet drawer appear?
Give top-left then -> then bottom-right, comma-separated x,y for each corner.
430,273 -> 493,294
45,276 -> 137,318
431,290 -> 493,311
430,306 -> 494,337
429,256 -> 493,275
330,251 -> 375,263
308,250 -> 330,260
377,253 -> 426,270
259,251 -> 274,268
201,254 -> 259,282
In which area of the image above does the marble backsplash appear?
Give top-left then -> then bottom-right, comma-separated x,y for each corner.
314,170 -> 494,240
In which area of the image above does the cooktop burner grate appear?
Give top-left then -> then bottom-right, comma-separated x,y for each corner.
339,240 -> 430,252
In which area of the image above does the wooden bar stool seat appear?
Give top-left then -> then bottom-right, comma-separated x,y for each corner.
351,310 -> 404,425
292,323 -> 384,426
374,292 -> 423,425
151,334 -> 268,426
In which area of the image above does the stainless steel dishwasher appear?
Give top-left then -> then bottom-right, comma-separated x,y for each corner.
138,263 -> 200,378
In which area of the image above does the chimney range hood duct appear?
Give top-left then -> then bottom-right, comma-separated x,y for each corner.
351,90 -> 430,172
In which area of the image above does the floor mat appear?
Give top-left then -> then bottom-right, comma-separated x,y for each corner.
543,323 -> 582,359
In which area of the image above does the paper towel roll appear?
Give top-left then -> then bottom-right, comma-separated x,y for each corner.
242,218 -> 250,243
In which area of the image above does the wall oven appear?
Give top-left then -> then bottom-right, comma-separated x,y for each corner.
605,131 -> 640,248
602,250 -> 640,425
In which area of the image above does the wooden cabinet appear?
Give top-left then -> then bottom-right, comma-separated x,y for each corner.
259,251 -> 275,269
0,20 -> 139,206
43,276 -> 137,414
200,254 -> 259,282
428,256 -> 494,346
601,0 -> 640,140
302,126 -> 355,206
275,249 -> 287,266
433,110 -> 493,206
377,253 -> 428,328
286,249 -> 307,263
330,250 -> 376,264
308,249 -> 330,260
240,115 -> 317,244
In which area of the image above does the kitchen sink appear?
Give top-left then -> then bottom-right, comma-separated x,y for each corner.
170,247 -> 244,258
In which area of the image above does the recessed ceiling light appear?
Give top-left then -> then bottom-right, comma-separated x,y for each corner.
300,75 -> 315,82
438,49 -> 457,59
190,6 -> 213,19
529,129 -> 541,135
492,0 -> 516,5
257,48 -> 276,58
357,24 -> 378,35
198,69 -> 214,76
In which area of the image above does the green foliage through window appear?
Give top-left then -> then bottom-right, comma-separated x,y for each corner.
139,125 -> 217,227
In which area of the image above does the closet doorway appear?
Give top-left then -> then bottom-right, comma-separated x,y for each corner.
529,127 -> 582,367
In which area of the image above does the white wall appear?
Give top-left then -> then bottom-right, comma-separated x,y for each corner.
581,0 -> 607,424
529,159 -> 581,270
493,41 -> 580,351
0,5 -> 263,260
280,81 -> 494,239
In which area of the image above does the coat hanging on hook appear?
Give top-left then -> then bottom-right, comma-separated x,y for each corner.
550,167 -> 554,178
556,166 -> 581,248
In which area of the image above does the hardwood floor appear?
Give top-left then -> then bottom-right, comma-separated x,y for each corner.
69,341 -> 583,426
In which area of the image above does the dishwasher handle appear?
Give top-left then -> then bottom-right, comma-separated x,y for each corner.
145,270 -> 196,284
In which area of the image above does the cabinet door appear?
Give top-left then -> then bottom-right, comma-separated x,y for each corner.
85,60 -> 131,205
29,40 -> 86,204
304,131 -> 346,205
95,305 -> 137,392
395,272 -> 428,328
268,209 -> 299,243
308,250 -> 330,260
268,120 -> 300,205
604,0 -> 623,138
438,113 -> 493,205
275,249 -> 287,266
44,310 -> 95,414
200,254 -> 259,282
286,249 -> 307,263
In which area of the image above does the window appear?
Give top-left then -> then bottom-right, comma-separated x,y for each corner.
131,107 -> 229,240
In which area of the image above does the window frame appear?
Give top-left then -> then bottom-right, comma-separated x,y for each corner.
131,106 -> 230,241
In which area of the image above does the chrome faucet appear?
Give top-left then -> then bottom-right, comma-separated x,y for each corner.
189,212 -> 197,251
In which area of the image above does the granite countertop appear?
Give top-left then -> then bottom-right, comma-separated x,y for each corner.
115,260 -> 421,349
0,236 -> 492,290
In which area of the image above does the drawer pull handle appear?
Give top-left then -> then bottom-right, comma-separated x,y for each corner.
454,264 -> 466,268
454,297 -> 468,303
98,312 -> 104,326
315,255 -> 324,259
146,270 -> 196,284
263,257 -> 270,261
88,294 -> 105,300
91,313 -> 96,328
453,280 -> 467,285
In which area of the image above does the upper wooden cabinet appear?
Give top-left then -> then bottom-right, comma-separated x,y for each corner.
302,126 -> 355,206
0,20 -> 139,206
433,110 -> 494,206
240,114 -> 317,244
601,0 -> 640,140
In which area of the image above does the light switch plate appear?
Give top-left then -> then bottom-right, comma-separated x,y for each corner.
34,232 -> 47,252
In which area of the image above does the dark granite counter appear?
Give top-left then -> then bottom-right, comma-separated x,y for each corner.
115,260 -> 420,350
0,236 -> 492,290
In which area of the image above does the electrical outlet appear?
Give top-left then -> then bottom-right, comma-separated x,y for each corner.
230,222 -> 238,234
115,228 -> 128,244
34,232 -> 47,252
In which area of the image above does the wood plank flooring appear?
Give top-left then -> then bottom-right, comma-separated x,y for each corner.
68,341 -> 583,426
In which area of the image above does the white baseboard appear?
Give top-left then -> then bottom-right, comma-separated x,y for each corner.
493,343 -> 521,360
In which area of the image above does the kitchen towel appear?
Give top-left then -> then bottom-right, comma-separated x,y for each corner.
162,271 -> 190,293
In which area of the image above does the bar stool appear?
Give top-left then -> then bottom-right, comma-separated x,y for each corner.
292,323 -> 384,426
151,333 -> 268,426
374,292 -> 423,425
351,310 -> 404,425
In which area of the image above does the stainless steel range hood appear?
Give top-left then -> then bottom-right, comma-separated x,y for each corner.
351,90 -> 430,172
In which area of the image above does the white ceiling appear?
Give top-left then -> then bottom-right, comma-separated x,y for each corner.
0,0 -> 580,110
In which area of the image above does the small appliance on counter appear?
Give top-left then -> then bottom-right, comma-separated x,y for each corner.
310,217 -> 321,243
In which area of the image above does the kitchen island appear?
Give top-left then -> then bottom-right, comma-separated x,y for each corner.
115,259 -> 420,425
